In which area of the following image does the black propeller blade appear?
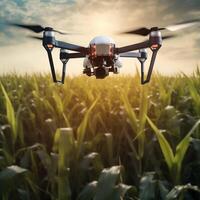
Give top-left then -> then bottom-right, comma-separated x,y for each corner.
162,35 -> 177,40
7,23 -> 68,35
28,36 -> 43,40
122,19 -> 200,36
124,27 -> 150,36
142,35 -> 176,43
9,23 -> 44,33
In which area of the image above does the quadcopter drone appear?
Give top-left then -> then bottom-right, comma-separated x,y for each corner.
7,19 -> 200,84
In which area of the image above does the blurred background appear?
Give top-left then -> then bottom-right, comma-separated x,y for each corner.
0,0 -> 200,76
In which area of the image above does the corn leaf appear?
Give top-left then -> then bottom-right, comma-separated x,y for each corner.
104,133 -> 113,165
166,184 -> 200,200
146,116 -> 174,170
122,94 -> 138,134
1,83 -> 17,144
77,181 -> 97,200
0,165 -> 29,196
138,86 -> 148,158
58,128 -> 75,200
77,99 -> 98,159
94,166 -> 121,200
174,120 -> 200,183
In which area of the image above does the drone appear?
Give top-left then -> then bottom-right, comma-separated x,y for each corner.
7,19 -> 200,84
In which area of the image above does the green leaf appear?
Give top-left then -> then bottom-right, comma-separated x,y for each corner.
77,99 -> 98,159
166,184 -> 200,200
138,86 -> 148,132
77,181 -> 97,200
0,165 -> 29,195
80,152 -> 103,174
36,149 -> 53,180
146,116 -> 174,170
138,86 -> 148,158
104,133 -> 113,165
174,120 -> 200,183
139,172 -> 169,200
0,83 -> 17,144
53,129 -> 60,152
53,91 -> 64,114
58,128 -> 75,200
140,173 -> 156,200
122,94 -> 138,133
17,188 -> 30,200
118,183 -> 137,199
190,138 -> 200,160
94,166 -> 121,200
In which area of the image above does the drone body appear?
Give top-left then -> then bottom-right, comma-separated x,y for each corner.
43,29 -> 160,84
7,19 -> 200,84
83,36 -> 122,79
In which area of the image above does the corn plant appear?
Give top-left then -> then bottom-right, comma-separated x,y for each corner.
0,83 -> 24,147
78,165 -> 137,200
147,116 -> 200,185
0,71 -> 200,199
122,85 -> 148,177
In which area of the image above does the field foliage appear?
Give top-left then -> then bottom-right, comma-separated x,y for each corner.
0,70 -> 200,199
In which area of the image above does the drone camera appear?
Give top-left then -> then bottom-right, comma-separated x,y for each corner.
95,67 -> 109,79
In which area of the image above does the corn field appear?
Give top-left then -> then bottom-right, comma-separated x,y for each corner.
0,69 -> 200,200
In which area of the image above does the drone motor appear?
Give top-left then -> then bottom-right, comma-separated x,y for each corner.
43,28 -> 55,50
149,28 -> 162,50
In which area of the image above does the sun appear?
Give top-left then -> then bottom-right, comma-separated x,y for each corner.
83,12 -> 120,37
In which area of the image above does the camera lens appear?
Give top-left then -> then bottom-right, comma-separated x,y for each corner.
95,67 -> 109,79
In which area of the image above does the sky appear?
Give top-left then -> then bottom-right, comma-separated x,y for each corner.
0,0 -> 200,76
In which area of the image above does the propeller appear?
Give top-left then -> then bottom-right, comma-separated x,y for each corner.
7,23 -> 68,35
122,19 -> 200,36
28,36 -> 43,40
162,35 -> 177,40
142,35 -> 177,43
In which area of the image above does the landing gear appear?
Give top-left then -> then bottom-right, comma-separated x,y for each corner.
113,66 -> 120,74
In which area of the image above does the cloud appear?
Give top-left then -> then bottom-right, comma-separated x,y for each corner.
1,0 -> 199,39
0,0 -> 199,75
163,0 -> 200,17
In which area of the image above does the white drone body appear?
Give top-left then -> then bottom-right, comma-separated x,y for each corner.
83,36 -> 122,75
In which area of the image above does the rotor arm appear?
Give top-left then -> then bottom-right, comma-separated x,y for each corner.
116,41 -> 150,54
54,40 -> 88,54
66,52 -> 86,59
119,52 -> 141,58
